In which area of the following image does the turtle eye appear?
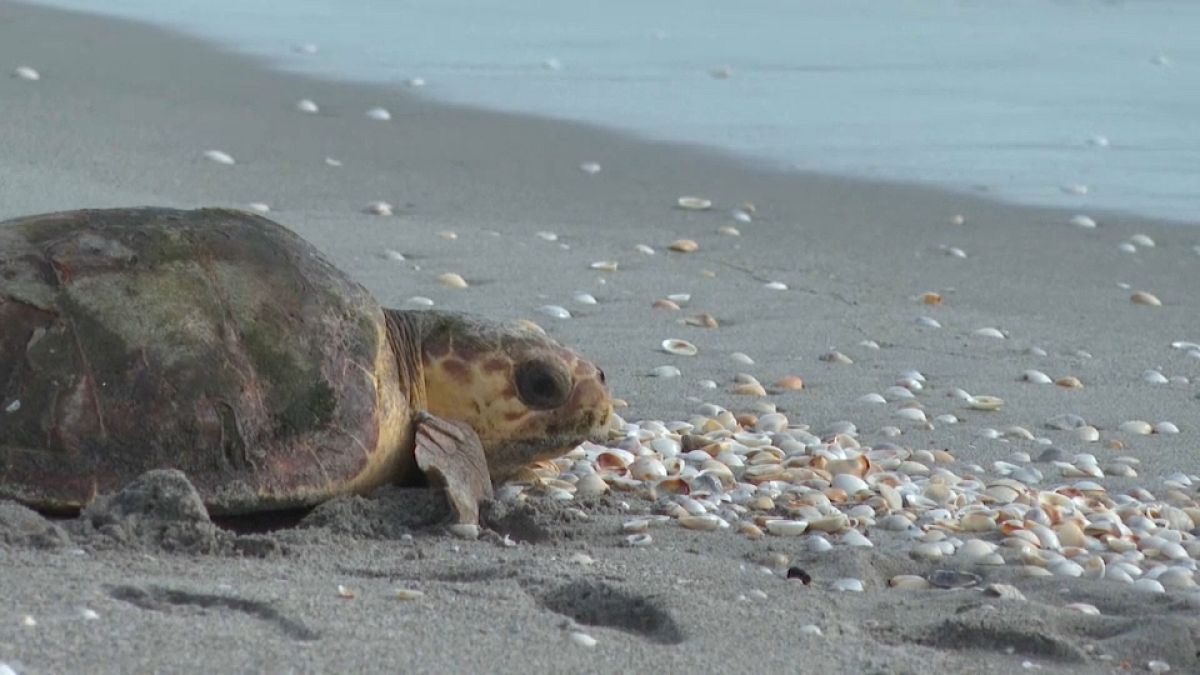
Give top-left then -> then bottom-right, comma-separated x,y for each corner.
515,359 -> 571,410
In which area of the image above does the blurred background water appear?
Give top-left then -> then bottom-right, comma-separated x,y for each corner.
30,0 -> 1200,222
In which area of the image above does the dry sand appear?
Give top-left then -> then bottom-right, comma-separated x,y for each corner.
2,3 -> 1200,674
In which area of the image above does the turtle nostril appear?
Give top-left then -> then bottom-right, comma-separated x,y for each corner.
597,368 -> 606,385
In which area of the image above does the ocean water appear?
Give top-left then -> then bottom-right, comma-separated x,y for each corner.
30,0 -> 1200,222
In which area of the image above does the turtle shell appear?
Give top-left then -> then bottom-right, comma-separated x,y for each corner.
0,208 -> 413,513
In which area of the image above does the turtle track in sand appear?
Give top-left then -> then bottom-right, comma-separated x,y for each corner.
107,584 -> 320,642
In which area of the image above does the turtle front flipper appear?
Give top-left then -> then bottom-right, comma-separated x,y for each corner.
413,412 -> 494,525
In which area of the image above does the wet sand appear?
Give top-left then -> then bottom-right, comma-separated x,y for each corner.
2,3 -> 1199,674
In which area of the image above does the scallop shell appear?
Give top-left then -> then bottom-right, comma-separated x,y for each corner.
676,196 -> 712,211
661,339 -> 698,356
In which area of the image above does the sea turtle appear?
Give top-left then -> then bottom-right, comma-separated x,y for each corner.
0,207 -> 612,525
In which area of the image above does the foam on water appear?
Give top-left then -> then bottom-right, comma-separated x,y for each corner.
31,0 -> 1200,222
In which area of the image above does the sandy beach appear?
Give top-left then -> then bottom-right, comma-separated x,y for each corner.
2,3 -> 1200,674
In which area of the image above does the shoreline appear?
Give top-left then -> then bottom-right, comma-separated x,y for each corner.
2,3 -> 1200,674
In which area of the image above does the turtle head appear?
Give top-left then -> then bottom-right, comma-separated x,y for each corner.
391,311 -> 613,482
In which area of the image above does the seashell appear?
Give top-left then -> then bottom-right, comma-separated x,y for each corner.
739,522 -> 764,539
1022,367 -> 1051,384
1154,421 -> 1180,434
405,296 -> 434,307
820,351 -> 853,365
337,584 -> 357,599
1132,578 -> 1166,594
927,569 -> 981,589
895,408 -> 927,423
684,313 -> 719,328
395,589 -> 426,601
579,162 -> 602,174
915,316 -> 942,329
661,339 -> 698,356
1069,214 -> 1097,228
407,77 -> 427,87
1131,291 -> 1162,306
733,383 -> 767,397
763,281 -> 788,291
973,327 -> 1006,339
944,246 -> 967,258
1146,661 -> 1171,674
629,457 -> 667,481
589,260 -> 619,271
983,584 -> 1026,601
324,156 -> 343,167
1118,241 -> 1138,254
668,239 -> 699,253
537,305 -> 572,320
572,292 -> 598,305
966,395 -> 1004,411
830,578 -> 864,593
774,376 -> 804,391
1064,603 -> 1100,615
678,514 -> 722,531
569,632 -> 597,648
653,299 -> 681,311
676,196 -> 712,211
13,66 -> 40,81
366,107 -> 392,120
536,231 -> 559,242
1049,559 -> 1083,577
730,352 -> 755,365
437,231 -> 458,241
1142,369 -> 1168,384
635,244 -> 655,255
842,530 -> 873,548
1130,234 -> 1156,248
247,203 -> 271,214
831,475 -> 869,495
436,273 -> 468,289
765,519 -> 808,536
1054,376 -> 1083,389
920,292 -> 943,305
295,99 -> 319,113
1118,420 -> 1152,435
202,150 -> 236,165
1060,183 -> 1089,195
365,200 -> 393,216
889,575 -> 931,590
624,533 -> 653,547
859,393 -> 887,404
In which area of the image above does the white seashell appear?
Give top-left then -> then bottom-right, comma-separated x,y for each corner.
589,260 -> 619,271
934,414 -> 958,424
676,196 -> 712,211
536,231 -> 559,241
915,316 -> 942,329
966,395 -> 1004,411
405,296 -> 435,307
944,246 -> 967,258
3,400 -> 19,414
1130,234 -> 1156,248
1022,370 -> 1052,384
858,393 -> 886,404
717,225 -> 741,236
436,273 -> 468,289
763,281 -> 788,291
366,107 -> 392,120
537,305 -> 572,320
895,408 -> 927,423
13,65 -> 41,82
579,162 -> 602,174
295,99 -> 319,113
569,632 -> 597,648
573,292 -> 598,305
575,473 -> 608,495
729,352 -> 754,365
1049,559 -> 1084,577
731,209 -> 753,224
765,520 -> 808,536
698,379 -> 717,389
624,533 -> 653,546
973,327 -> 1006,339
841,530 -> 873,548
832,474 -> 869,494
1069,214 -> 1097,228
807,535 -> 834,552
202,150 -> 235,165
661,339 -> 697,356
407,77 -> 427,88
649,365 -> 681,378
382,249 -> 406,261
1146,661 -> 1171,674
1118,420 -> 1152,435
1118,241 -> 1138,254
1155,421 -> 1180,435
365,201 -> 393,216
246,202 -> 271,213
798,624 -> 823,636
883,386 -> 914,400
635,244 -> 655,255
1132,578 -> 1166,594
1060,183 -> 1089,195
1142,369 -> 1168,384
1171,341 -> 1200,351
1065,603 -> 1100,615
395,589 -> 426,601
830,578 -> 864,593
324,156 -> 343,167
910,542 -> 945,562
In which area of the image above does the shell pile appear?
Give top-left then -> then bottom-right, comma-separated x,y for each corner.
501,401 -> 1200,595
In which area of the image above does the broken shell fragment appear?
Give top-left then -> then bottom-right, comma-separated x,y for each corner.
661,339 -> 698,356
966,395 -> 1004,411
